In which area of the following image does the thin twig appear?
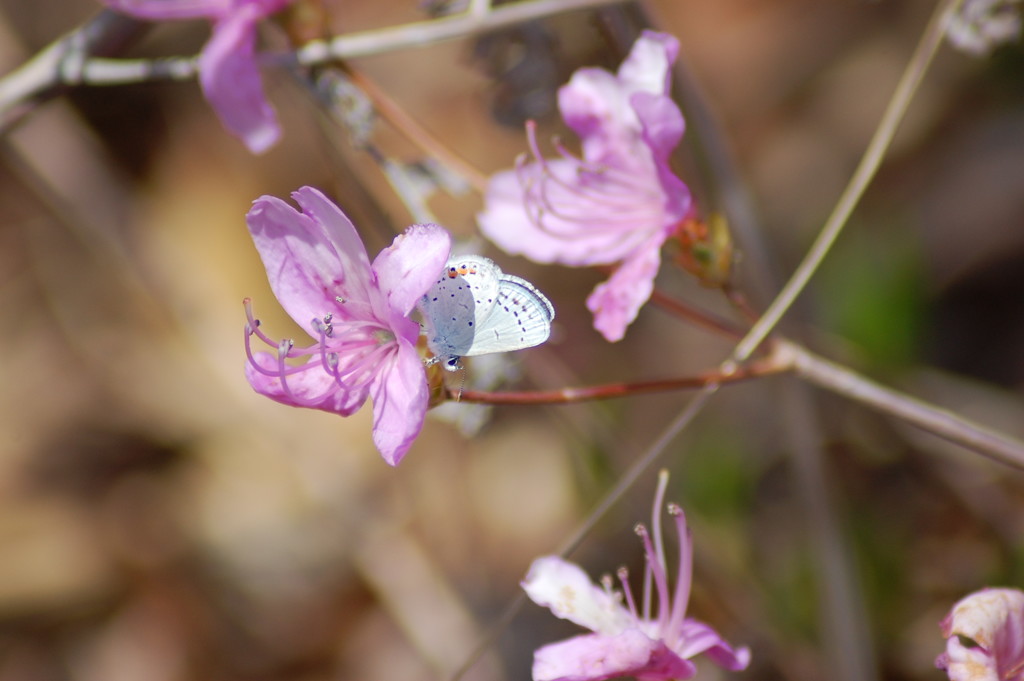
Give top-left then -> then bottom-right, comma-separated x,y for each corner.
0,9 -> 146,130
647,287 -> 749,340
294,0 -> 630,62
448,386 -> 719,681
729,0 -> 962,364
0,0 -> 631,128
787,341 -> 1024,470
447,355 -> 786,404
341,65 -> 490,193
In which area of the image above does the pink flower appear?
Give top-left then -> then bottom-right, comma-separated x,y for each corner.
99,0 -> 293,153
243,186 -> 451,465
936,587 -> 1024,681
521,474 -> 750,681
478,31 -> 690,342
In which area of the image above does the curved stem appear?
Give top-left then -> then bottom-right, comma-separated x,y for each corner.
787,341 -> 1024,470
0,0 -> 632,130
295,0 -> 632,63
339,64 -> 490,193
446,354 -> 787,404
447,386 -> 720,681
648,287 -> 749,340
729,0 -> 962,363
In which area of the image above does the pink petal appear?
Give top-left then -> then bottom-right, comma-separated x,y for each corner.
244,352 -> 367,415
99,0 -> 230,20
675,620 -> 751,672
630,91 -> 685,164
368,337 -> 430,466
198,8 -> 280,153
944,588 -> 1024,647
585,234 -> 666,342
247,191 -> 370,333
631,91 -> 690,221
616,31 -> 679,96
939,636 -> 1002,681
478,162 -> 660,267
532,630 -> 696,681
557,31 -> 678,166
371,223 -> 452,317
290,187 -> 376,301
939,588 -> 1024,681
521,556 -> 633,635
558,66 -> 639,163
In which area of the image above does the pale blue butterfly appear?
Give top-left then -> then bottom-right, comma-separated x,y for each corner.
419,256 -> 554,371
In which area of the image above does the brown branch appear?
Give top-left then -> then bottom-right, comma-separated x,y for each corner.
340,64 -> 491,193
446,354 -> 787,404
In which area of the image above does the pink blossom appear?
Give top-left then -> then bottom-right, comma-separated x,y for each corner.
243,186 -> 451,465
99,0 -> 293,153
521,474 -> 750,681
936,587 -> 1024,681
478,31 -> 690,342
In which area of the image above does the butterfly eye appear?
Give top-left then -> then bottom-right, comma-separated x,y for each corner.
457,265 -> 469,274
447,267 -> 458,278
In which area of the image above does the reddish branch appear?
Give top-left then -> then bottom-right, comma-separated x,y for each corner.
446,355 -> 787,404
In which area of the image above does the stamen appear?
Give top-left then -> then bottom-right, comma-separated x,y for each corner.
652,470 -> 670,579
275,339 -> 341,407
243,331 -> 324,378
332,335 -> 394,388
518,121 -> 669,239
617,566 -> 640,622
245,298 -> 283,347
526,124 -> 655,211
314,317 -> 349,390
551,137 -> 661,196
636,523 -> 671,632
666,503 -> 693,641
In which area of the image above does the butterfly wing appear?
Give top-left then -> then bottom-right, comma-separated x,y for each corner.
465,274 -> 554,356
419,256 -> 502,362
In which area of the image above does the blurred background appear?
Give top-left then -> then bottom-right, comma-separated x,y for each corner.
1,0 -> 1023,680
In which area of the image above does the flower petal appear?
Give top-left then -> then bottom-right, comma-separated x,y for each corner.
244,351 -> 367,415
290,187 -> 376,303
630,91 -> 685,165
99,0 -> 230,20
198,9 -> 280,153
616,31 -> 679,97
247,194 -> 345,331
938,588 -> 1024,681
371,223 -> 452,317
675,620 -> 751,672
558,66 -> 640,164
557,31 -> 678,167
368,336 -> 429,466
522,556 -> 634,635
478,161 -> 661,267
247,187 -> 376,331
938,636 -> 1002,681
585,234 -> 666,342
532,630 -> 696,681
631,91 -> 690,223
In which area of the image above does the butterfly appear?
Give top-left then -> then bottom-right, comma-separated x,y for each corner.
418,256 -> 554,371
